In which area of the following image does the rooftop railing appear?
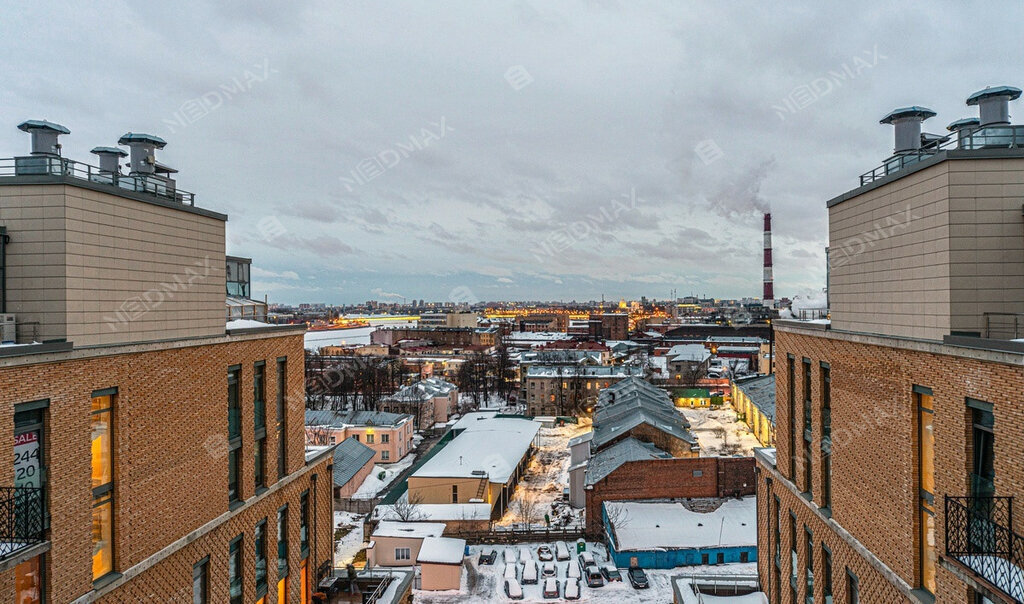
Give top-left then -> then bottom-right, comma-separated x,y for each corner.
983,312 -> 1024,340
946,495 -> 1024,602
860,124 -> 1024,186
0,155 -> 196,206
0,487 -> 46,560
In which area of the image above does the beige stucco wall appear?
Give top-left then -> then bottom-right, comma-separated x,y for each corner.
828,157 -> 1024,341
419,563 -> 462,591
367,535 -> 424,566
407,475 -> 490,505
0,182 -> 226,346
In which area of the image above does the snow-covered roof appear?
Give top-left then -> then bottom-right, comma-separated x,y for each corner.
376,502 -> 492,522
305,409 -> 411,429
605,498 -> 756,551
666,344 -> 711,363
567,431 -> 593,448
525,365 -> 644,379
734,375 -> 775,419
371,521 -> 446,539
387,378 -> 457,403
450,411 -> 499,432
416,537 -> 467,564
412,417 -> 540,483
226,319 -> 276,329
585,437 -> 671,485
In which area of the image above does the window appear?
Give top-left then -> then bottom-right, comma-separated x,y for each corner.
276,358 -> 288,480
916,386 -> 935,594
701,553 -> 709,565
255,362 -> 267,491
301,559 -> 309,604
91,390 -> 116,581
823,545 -> 833,604
277,505 -> 289,578
452,485 -> 458,503
277,576 -> 287,603
846,569 -> 858,604
790,513 -> 797,584
382,434 -> 390,444
255,520 -> 268,595
820,363 -> 831,441
381,450 -> 390,461
805,528 -> 814,603
300,491 -> 310,557
396,547 -> 411,561
366,434 -> 375,444
773,495 -> 781,566
16,554 -> 45,604
969,399 -> 995,498
353,435 -> 359,442
228,367 -> 243,504
329,436 -> 336,445
192,556 -> 209,604
716,552 -> 724,564
229,535 -> 243,604
693,470 -> 703,477
802,359 -> 812,495
787,355 -> 796,479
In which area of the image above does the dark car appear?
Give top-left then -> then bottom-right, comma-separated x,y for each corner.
627,567 -> 649,589
600,565 -> 622,583
537,545 -> 554,562
478,549 -> 497,565
585,566 -> 605,588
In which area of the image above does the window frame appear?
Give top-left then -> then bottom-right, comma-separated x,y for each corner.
192,555 -> 209,604
276,357 -> 288,480
229,534 -> 244,604
300,490 -> 310,559
90,388 -> 117,583
277,504 -> 290,578
255,519 -> 268,596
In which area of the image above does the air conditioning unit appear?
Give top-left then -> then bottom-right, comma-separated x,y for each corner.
0,314 -> 15,345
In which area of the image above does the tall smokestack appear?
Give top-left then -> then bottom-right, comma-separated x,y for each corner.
763,213 -> 774,308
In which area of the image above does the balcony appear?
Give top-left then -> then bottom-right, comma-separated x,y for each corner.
0,487 -> 46,560
945,496 -> 1024,602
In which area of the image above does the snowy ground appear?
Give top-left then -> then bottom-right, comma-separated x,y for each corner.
351,453 -> 417,499
413,541 -> 759,603
494,421 -> 591,528
334,511 -> 366,566
680,404 -> 762,457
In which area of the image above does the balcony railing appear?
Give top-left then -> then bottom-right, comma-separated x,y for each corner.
946,495 -> 1024,602
0,487 -> 46,559
0,156 -> 196,206
860,124 -> 1024,186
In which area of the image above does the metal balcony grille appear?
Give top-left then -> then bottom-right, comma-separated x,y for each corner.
946,496 -> 1024,602
0,487 -> 45,559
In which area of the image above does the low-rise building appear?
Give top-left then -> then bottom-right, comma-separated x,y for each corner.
305,409 -> 415,463
366,522 -> 446,567
416,537 -> 467,590
731,375 -> 775,446
379,378 -> 459,430
663,344 -> 712,384
522,364 -> 645,416
332,437 -> 378,499
673,387 -> 713,408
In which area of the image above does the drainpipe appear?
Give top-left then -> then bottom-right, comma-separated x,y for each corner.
0,226 -> 8,313
312,472 -> 319,584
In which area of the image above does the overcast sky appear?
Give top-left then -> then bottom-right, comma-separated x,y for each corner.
2,1 -> 1021,305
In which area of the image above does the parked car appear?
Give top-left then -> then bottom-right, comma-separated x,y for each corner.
478,549 -> 497,565
577,551 -> 596,572
522,561 -> 539,585
627,567 -> 649,589
542,561 -> 557,577
504,578 -> 524,600
600,565 -> 622,582
504,548 -> 516,564
585,566 -> 605,588
537,545 -> 554,561
504,563 -> 518,581
519,547 -> 532,564
542,578 -> 560,599
564,579 -> 581,600
567,561 -> 581,579
555,541 -> 571,561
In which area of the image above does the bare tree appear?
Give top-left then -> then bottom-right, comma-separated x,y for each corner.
390,491 -> 425,522
603,501 -> 631,531
513,490 -> 541,529
305,425 -> 334,446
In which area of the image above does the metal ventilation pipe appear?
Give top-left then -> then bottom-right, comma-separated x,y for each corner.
90,147 -> 127,175
17,120 -> 70,156
967,86 -> 1022,127
880,107 -> 937,154
117,132 -> 167,175
947,118 -> 981,145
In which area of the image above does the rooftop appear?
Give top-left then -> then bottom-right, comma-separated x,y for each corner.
584,437 -> 672,485
412,416 -> 540,483
371,521 -> 446,539
605,498 -> 757,551
305,409 -> 412,429
734,375 -> 775,420
333,437 -> 377,487
416,537 -> 467,564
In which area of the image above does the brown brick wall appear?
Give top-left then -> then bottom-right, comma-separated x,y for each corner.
0,331 -> 324,602
584,456 -> 755,534
763,325 -> 1024,602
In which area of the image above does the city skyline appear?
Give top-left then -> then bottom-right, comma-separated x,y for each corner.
2,2 -> 1021,304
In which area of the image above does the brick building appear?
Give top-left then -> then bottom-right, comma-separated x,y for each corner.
756,88 -> 1024,604
588,313 -> 628,340
521,364 -> 644,416
0,122 -> 333,603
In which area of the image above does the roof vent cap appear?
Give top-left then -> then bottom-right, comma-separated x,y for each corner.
966,86 -> 1022,127
117,132 -> 167,175
17,120 -> 70,156
90,146 -> 127,174
880,106 -> 936,153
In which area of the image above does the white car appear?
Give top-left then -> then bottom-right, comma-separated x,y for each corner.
567,561 -> 581,579
542,561 -> 557,577
542,577 -> 560,599
522,560 -> 539,585
504,548 -> 516,564
519,547 -> 532,564
555,541 -> 571,561
564,579 -> 581,600
504,577 -> 524,600
504,563 -> 518,580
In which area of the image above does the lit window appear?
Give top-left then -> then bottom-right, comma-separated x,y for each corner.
91,390 -> 115,581
917,387 -> 935,594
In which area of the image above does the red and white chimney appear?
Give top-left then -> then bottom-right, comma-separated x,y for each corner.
763,213 -> 774,308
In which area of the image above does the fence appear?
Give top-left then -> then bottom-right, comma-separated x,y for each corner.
334,497 -> 379,514
451,525 -> 585,545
